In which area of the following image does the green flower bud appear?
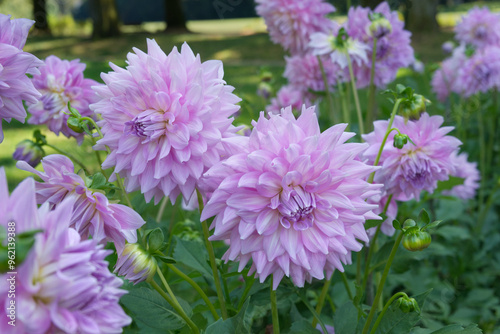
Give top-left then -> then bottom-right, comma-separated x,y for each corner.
393,133 -> 409,149
398,296 -> 419,313
13,139 -> 45,167
400,94 -> 429,121
369,17 -> 392,39
67,116 -> 85,133
403,230 -> 431,252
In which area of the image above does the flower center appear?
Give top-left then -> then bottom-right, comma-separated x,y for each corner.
124,109 -> 173,141
278,186 -> 315,231
474,25 -> 487,39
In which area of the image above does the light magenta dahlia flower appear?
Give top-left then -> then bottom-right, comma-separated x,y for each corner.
28,55 -> 100,144
266,85 -> 311,114
0,168 -> 131,333
455,7 -> 500,49
362,113 -> 462,201
17,154 -> 145,251
442,151 -> 480,200
255,0 -> 337,55
0,14 -> 43,143
201,106 -> 381,289
92,40 -> 241,204
431,45 -> 467,101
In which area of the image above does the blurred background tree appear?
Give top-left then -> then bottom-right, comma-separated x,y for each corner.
33,0 -> 51,34
89,0 -> 120,38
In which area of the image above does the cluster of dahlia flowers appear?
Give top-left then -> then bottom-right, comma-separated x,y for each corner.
432,7 -> 500,100
0,168 -> 131,332
0,14 -> 43,143
256,1 -> 414,112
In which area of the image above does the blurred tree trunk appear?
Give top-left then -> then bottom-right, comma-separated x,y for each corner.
33,0 -> 51,35
165,0 -> 188,32
360,0 -> 384,9
89,0 -> 120,38
406,0 -> 439,33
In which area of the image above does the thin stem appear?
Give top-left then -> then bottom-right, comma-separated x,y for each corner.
369,292 -> 409,334
150,280 -> 199,334
347,53 -> 365,135
356,251 -> 362,287
361,231 -> 404,334
237,275 -> 255,311
317,56 -> 336,124
44,143 -> 89,174
366,38 -> 378,132
476,181 -> 500,235
367,99 -> 403,183
294,287 -> 328,334
477,108 -> 486,208
338,82 -> 350,127
156,196 -> 169,223
158,269 -> 183,311
197,189 -> 228,320
340,272 -> 353,300
270,276 -> 280,334
312,275 -> 333,328
81,116 -> 104,139
167,263 -> 220,320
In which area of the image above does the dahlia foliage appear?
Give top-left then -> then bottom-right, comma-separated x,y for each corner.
0,2 -> 493,333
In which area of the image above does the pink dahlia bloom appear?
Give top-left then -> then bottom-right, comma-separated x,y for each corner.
431,45 -> 467,101
442,152 -> 480,200
201,106 -> 381,289
0,14 -> 43,143
362,113 -> 462,201
0,168 -> 131,333
92,40 -> 241,204
455,7 -> 500,49
28,55 -> 100,144
345,2 -> 414,88
255,0 -> 337,55
266,85 -> 311,114
17,154 -> 145,251
284,54 -> 345,98
455,46 -> 500,98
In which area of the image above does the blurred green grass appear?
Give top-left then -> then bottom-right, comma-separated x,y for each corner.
0,14 -> 464,190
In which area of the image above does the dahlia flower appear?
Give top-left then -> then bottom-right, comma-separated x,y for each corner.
255,0 -> 337,55
442,152 -> 480,200
442,41 -> 455,54
17,154 -> 145,251
309,29 -> 369,69
455,7 -> 500,49
0,168 -> 131,333
92,40 -> 241,204
455,46 -> 500,98
344,2 -> 414,88
266,85 -> 311,114
362,113 -> 461,201
201,106 -> 381,289
0,14 -> 43,143
115,243 -> 158,284
431,45 -> 467,101
284,54 -> 344,98
28,55 -> 100,144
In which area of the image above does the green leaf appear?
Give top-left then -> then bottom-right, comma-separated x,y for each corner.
288,320 -> 321,334
90,172 -> 107,190
372,289 -> 431,334
430,324 -> 482,334
418,209 -> 430,226
120,287 -> 192,330
155,254 -> 176,264
173,236 -> 213,279
333,301 -> 359,334
393,219 -> 402,230
436,176 -> 465,192
365,218 -> 383,230
205,298 -> 251,334
422,220 -> 442,231
148,228 -> 165,253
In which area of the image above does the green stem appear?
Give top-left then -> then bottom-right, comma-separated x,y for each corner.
294,287 -> 328,334
167,263 -> 220,320
369,292 -> 409,334
477,108 -> 486,208
44,143 -> 89,174
156,196 -> 169,223
356,251 -> 362,287
347,53 -> 364,136
317,56 -> 336,124
270,276 -> 280,334
338,82 -> 350,127
367,99 -> 403,183
150,280 -> 199,334
158,269 -> 183,311
476,180 -> 500,235
197,189 -> 228,320
237,275 -> 255,311
366,38 -> 378,133
81,116 -> 104,138
340,271 -> 353,300
312,275 -> 333,328
361,231 -> 404,334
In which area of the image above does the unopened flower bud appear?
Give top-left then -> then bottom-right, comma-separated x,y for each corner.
257,82 -> 273,100
12,139 -> 44,167
398,296 -> 418,313
403,230 -> 431,252
67,116 -> 85,133
400,94 -> 429,121
393,133 -> 409,149
114,243 -> 157,284
369,17 -> 392,39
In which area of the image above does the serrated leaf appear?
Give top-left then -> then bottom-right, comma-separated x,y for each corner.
333,301 -> 359,334
419,209 -> 430,225
430,324 -> 482,334
393,219 -> 402,230
173,236 -> 213,279
90,172 -> 107,190
120,287 -> 191,330
436,176 -> 465,192
148,228 -> 165,253
205,298 -> 251,334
